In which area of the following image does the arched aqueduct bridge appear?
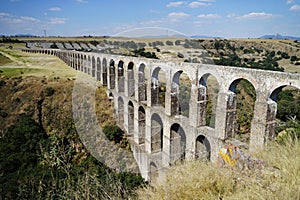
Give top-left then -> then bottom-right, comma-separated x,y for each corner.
23,48 -> 300,181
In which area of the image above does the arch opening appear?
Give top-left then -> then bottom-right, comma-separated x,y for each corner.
138,106 -> 146,144
109,59 -> 115,89
268,85 -> 300,140
128,101 -> 134,134
151,113 -> 163,152
117,61 -> 125,92
171,71 -> 191,117
80,54 -> 84,72
195,135 -> 211,161
87,56 -> 91,75
227,79 -> 256,146
92,56 -> 96,77
102,58 -> 108,86
198,74 -> 220,128
151,67 -> 166,107
128,62 -> 135,97
138,63 -> 148,102
96,57 -> 101,81
170,123 -> 186,164
83,55 -> 87,73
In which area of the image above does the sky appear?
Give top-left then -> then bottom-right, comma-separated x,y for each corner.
0,0 -> 300,38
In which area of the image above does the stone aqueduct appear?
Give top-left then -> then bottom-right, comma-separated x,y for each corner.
23,48 -> 300,181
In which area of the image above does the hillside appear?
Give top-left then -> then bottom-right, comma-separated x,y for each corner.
0,44 -> 144,199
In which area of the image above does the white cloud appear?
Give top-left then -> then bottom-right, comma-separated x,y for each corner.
20,16 -> 40,22
166,1 -> 185,8
0,12 -> 11,17
287,0 -> 295,4
0,13 -> 40,23
189,1 -> 211,8
290,4 -> 300,11
168,12 -> 190,22
49,7 -> 62,11
76,0 -> 88,3
197,14 -> 220,18
49,18 -> 67,24
168,12 -> 190,18
237,12 -> 275,20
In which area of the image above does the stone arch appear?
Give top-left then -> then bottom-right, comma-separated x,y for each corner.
195,135 -> 211,161
71,53 -> 74,67
151,67 -> 166,107
151,113 -> 163,152
171,70 -> 191,117
117,60 -> 125,92
170,123 -> 186,164
138,106 -> 146,144
117,96 -> 124,127
96,57 -> 101,81
128,101 -> 134,134
87,56 -> 91,75
149,162 -> 159,182
128,62 -> 135,97
74,53 -> 78,70
109,59 -> 116,89
108,92 -> 115,116
267,85 -> 300,139
80,54 -> 84,72
102,58 -> 107,86
227,78 -> 257,143
138,63 -> 148,101
198,73 -> 220,127
92,56 -> 96,77
83,55 -> 87,73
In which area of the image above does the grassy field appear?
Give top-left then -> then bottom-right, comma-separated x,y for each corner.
0,44 -> 77,79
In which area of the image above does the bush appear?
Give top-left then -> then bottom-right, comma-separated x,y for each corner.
44,87 -> 55,96
0,111 -> 8,118
102,125 -> 123,143
290,55 -> 297,62
166,41 -> 173,46
177,52 -> 184,58
0,80 -> 6,87
281,52 -> 290,59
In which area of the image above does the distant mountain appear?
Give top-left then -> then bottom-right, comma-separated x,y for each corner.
260,34 -> 300,41
14,34 -> 36,37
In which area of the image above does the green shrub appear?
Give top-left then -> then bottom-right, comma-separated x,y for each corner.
45,87 -> 54,96
0,110 -> 8,118
102,125 -> 123,143
0,80 -> 6,87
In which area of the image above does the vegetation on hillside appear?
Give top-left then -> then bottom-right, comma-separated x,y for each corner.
138,137 -> 300,199
0,53 -> 12,65
0,48 -> 145,199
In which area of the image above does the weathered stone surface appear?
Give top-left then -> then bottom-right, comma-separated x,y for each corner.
24,48 -> 300,182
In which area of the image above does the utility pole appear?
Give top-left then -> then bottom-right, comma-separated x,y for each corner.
44,30 -> 47,37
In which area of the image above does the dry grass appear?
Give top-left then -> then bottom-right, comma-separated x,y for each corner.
137,139 -> 300,200
0,46 -> 77,79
